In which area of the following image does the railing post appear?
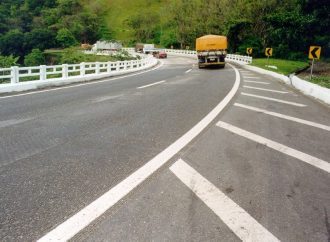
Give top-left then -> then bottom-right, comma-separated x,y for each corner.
11,66 -> 19,84
107,62 -> 111,73
62,64 -> 68,78
95,62 -> 100,74
80,62 -> 85,76
40,65 -> 47,81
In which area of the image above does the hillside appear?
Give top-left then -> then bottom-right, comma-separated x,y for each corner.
0,0 -> 329,66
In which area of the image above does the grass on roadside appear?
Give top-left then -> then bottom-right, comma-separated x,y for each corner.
250,58 -> 309,75
305,75 -> 330,89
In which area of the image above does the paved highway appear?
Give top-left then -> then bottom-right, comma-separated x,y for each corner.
0,56 -> 329,241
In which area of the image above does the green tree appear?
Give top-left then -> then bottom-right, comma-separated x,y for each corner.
25,28 -> 56,51
0,29 -> 25,57
56,28 -> 78,47
0,54 -> 19,67
24,49 -> 45,66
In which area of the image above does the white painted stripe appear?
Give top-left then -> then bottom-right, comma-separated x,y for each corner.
244,80 -> 270,85
170,159 -> 280,242
37,63 -> 241,242
185,69 -> 192,73
234,103 -> 330,131
137,80 -> 166,89
243,85 -> 288,94
241,92 -> 307,107
92,94 -> 124,103
216,121 -> 330,173
0,62 -> 164,100
244,76 -> 261,79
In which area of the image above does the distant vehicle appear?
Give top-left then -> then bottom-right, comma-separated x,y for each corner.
135,43 -> 155,54
135,43 -> 144,53
196,35 -> 227,68
153,50 -> 167,59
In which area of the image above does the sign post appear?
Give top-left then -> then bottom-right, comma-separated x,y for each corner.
265,48 -> 273,66
308,46 -> 321,81
246,48 -> 253,57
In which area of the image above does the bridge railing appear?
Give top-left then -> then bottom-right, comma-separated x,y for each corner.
161,49 -> 252,64
0,57 -> 156,85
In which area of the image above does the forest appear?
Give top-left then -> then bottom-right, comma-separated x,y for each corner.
0,0 -> 329,66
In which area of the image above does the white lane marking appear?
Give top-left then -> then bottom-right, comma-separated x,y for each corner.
0,62 -> 164,100
234,103 -> 330,131
0,118 -> 33,129
137,80 -> 166,89
243,86 -> 288,94
241,92 -> 307,107
216,121 -> 330,173
244,80 -> 270,85
37,63 -> 241,242
92,94 -> 124,103
185,69 -> 192,73
170,159 -> 280,242
243,76 -> 261,79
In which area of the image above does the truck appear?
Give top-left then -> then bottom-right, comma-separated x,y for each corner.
135,43 -> 155,54
196,35 -> 227,68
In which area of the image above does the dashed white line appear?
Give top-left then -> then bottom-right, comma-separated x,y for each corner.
216,121 -> 330,173
243,85 -> 288,94
241,92 -> 307,107
185,69 -> 192,73
244,80 -> 270,85
234,103 -> 330,131
92,94 -> 124,103
0,62 -> 164,100
243,76 -> 261,79
170,159 -> 280,242
137,80 -> 166,89
37,63 -> 241,242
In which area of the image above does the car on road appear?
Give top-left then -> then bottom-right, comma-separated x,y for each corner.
153,50 -> 167,59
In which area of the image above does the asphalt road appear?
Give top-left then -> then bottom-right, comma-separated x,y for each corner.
0,56 -> 329,241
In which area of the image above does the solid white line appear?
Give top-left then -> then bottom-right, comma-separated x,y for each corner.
241,92 -> 307,107
137,80 -> 166,89
37,64 -> 241,241
170,159 -> 280,242
0,62 -> 164,100
244,80 -> 270,85
216,121 -> 330,173
185,69 -> 192,73
234,103 -> 330,131
243,85 -> 288,93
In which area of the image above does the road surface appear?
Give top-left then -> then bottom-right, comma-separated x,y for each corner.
0,56 -> 329,241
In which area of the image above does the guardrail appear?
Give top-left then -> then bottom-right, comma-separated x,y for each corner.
0,57 -> 156,85
164,50 -> 252,64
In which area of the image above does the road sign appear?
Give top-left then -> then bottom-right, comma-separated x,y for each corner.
265,48 -> 272,56
246,48 -> 253,55
309,46 -> 321,59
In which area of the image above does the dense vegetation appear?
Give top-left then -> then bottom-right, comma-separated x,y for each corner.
0,0 -> 329,67
105,0 -> 329,60
0,0 -> 111,66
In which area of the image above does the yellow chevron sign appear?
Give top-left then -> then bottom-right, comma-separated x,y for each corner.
309,46 -> 321,59
246,48 -> 253,55
265,48 -> 272,56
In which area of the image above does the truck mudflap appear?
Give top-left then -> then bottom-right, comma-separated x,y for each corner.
198,62 -> 225,68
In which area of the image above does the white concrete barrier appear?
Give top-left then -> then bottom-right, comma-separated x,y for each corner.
242,65 -> 330,105
0,56 -> 157,93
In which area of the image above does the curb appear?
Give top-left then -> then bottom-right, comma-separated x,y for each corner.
239,64 -> 330,105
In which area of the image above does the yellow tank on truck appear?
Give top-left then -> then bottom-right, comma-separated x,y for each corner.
196,35 -> 227,51
196,35 -> 228,68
